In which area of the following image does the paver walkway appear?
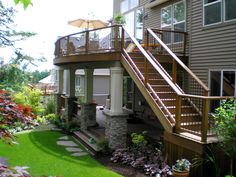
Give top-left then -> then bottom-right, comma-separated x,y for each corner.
56,136 -> 88,157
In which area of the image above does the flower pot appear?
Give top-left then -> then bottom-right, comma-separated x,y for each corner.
173,170 -> 190,177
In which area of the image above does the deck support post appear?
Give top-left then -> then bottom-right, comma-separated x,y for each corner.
55,68 -> 64,115
64,68 -> 77,122
84,69 -> 94,103
110,67 -> 123,114
103,67 -> 128,149
201,98 -> 209,142
80,69 -> 97,129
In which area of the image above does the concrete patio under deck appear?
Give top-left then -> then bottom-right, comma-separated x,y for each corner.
75,106 -> 164,147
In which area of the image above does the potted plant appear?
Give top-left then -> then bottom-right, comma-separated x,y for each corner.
172,158 -> 191,177
113,13 -> 126,25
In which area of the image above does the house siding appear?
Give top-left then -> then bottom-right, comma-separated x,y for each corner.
189,0 -> 236,85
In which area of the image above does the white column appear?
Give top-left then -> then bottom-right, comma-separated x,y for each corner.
67,68 -> 76,97
110,67 -> 123,114
57,68 -> 64,94
84,69 -> 94,103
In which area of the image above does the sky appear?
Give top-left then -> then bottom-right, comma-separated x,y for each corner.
1,0 -> 113,71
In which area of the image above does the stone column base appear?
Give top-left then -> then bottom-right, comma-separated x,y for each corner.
103,109 -> 128,150
80,103 -> 97,130
55,93 -> 63,115
64,96 -> 77,123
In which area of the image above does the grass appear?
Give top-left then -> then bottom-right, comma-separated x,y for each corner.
0,131 -> 122,177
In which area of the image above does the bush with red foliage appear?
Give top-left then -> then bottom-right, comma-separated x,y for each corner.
0,90 -> 35,143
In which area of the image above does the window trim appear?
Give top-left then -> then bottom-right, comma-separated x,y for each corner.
209,69 -> 236,96
120,0 -> 139,13
203,0 -> 222,27
161,1 -> 186,31
203,0 -> 236,27
223,0 -> 236,23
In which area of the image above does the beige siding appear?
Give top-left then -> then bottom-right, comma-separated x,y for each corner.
189,0 -> 236,85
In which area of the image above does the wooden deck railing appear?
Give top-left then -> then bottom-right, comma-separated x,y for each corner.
146,28 -> 235,142
146,29 -> 187,56
54,25 -> 123,57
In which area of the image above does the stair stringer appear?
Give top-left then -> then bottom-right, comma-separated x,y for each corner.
121,56 -> 174,133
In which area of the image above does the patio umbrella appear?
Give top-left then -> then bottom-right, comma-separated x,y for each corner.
68,18 -> 108,29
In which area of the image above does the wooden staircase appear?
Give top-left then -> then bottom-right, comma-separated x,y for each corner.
122,52 -> 203,136
120,27 -> 229,143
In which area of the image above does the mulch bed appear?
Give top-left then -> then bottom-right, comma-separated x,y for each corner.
95,154 -> 147,177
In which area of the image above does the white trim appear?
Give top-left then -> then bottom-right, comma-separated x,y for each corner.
204,0 -> 221,6
145,0 -> 169,9
224,0 -> 236,22
209,69 -> 236,96
203,0 -> 222,26
203,0 -> 236,27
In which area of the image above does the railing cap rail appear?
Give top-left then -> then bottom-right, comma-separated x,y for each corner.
123,26 -> 182,95
147,28 -> 210,92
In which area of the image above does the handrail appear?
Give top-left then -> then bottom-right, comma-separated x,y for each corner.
56,25 -> 120,41
122,27 -> 182,95
147,28 -> 210,93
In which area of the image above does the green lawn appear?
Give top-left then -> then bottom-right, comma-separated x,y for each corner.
0,131 -> 122,177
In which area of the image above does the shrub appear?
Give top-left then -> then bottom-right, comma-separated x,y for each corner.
13,86 -> 44,115
131,131 -> 148,148
44,97 -> 55,115
0,90 -> 35,143
97,139 -> 111,154
44,113 -> 59,123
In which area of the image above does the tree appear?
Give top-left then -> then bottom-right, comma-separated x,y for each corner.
214,99 -> 236,176
14,0 -> 32,9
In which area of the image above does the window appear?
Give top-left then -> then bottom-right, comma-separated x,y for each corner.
210,70 -> 236,110
204,0 -> 222,25
203,0 -> 236,26
121,0 -> 139,13
161,1 -> 186,43
124,7 -> 144,40
225,0 -> 236,21
210,70 -> 236,96
135,8 -> 144,40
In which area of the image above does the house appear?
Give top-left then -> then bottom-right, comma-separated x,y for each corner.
74,69 -> 110,105
53,0 -> 235,176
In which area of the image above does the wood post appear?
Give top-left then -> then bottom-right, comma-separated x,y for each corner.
201,98 -> 209,142
85,31 -> 89,53
172,60 -> 177,84
121,26 -> 125,50
144,58 -> 148,86
183,33 -> 187,56
115,25 -> 119,50
175,95 -> 182,133
146,31 -> 149,51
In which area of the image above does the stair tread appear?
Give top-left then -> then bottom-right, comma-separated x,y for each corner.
74,131 -> 99,152
181,121 -> 202,125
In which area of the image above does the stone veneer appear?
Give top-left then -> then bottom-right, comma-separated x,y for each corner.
64,97 -> 77,123
80,103 -> 97,130
104,109 -> 128,150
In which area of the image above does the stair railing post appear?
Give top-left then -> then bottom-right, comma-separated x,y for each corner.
146,30 -> 149,51
66,36 -> 70,55
183,32 -> 187,56
144,58 -> 148,86
85,31 -> 90,54
172,60 -> 177,84
121,26 -> 125,50
175,95 -> 182,133
201,98 -> 209,143
115,25 -> 119,51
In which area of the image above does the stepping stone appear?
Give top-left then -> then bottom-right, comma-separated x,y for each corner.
58,136 -> 69,140
66,147 -> 83,152
71,152 -> 88,157
57,141 -> 78,147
